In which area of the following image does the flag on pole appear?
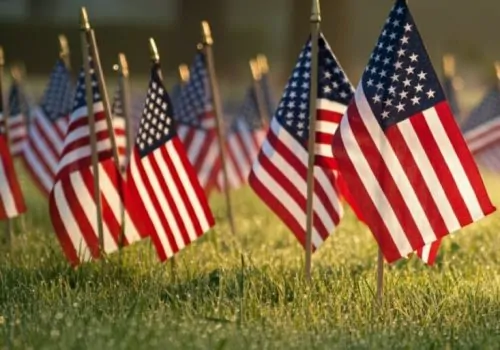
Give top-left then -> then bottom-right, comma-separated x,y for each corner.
22,59 -> 73,195
4,83 -> 27,156
332,0 -> 495,263
124,63 -> 214,261
216,87 -> 267,190
111,82 -> 131,168
461,86 -> 500,172
49,58 -> 143,265
0,95 -> 26,219
175,53 -> 219,193
249,34 -> 344,250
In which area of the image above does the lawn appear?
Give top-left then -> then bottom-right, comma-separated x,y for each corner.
1,168 -> 500,349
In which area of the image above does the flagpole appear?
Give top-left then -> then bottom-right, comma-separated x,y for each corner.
201,21 -> 237,236
117,53 -> 133,168
178,64 -> 190,84
59,34 -> 71,71
80,8 -> 105,257
0,47 -> 13,247
249,59 -> 269,125
304,0 -> 321,281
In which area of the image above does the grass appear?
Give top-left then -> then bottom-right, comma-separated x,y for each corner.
1,168 -> 500,349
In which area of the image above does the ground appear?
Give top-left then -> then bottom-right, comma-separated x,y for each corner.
1,169 -> 500,349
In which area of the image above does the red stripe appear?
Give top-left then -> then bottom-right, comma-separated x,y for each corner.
315,132 -> 335,144
61,129 -> 113,157
434,102 -> 495,217
317,109 -> 342,123
466,123 -> 500,154
20,153 -> 51,197
99,161 -> 124,246
179,127 -> 196,150
33,116 -> 61,160
66,109 -> 106,134
0,137 -> 26,215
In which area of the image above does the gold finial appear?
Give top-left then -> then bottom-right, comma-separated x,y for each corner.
443,54 -> 456,78
249,59 -> 261,81
119,53 -> 129,78
178,64 -> 190,83
0,46 -> 4,66
149,37 -> 160,63
256,54 -> 269,74
58,34 -> 70,58
80,7 -> 91,30
201,21 -> 214,46
310,0 -> 321,23
10,64 -> 24,82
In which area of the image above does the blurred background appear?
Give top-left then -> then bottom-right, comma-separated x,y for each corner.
0,0 -> 498,111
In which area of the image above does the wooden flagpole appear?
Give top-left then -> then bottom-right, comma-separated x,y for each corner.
117,53 -> 133,168
249,59 -> 269,125
376,249 -> 384,305
304,0 -> 321,281
59,35 -> 71,71
0,47 -> 13,247
178,64 -> 190,84
201,21 -> 237,237
80,8 -> 105,256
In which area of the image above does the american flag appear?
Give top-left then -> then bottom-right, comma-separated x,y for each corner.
416,240 -> 441,265
260,72 -> 276,119
4,83 -> 28,156
124,63 -> 214,261
461,86 -> 500,172
332,0 -> 495,263
22,59 -> 72,195
175,53 -> 219,193
443,74 -> 460,121
216,87 -> 267,190
111,81 -> 132,169
0,87 -> 26,219
249,34 -> 344,250
49,57 -> 143,265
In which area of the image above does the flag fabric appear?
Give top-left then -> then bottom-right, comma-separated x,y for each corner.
249,33 -> 344,250
175,53 -> 219,193
216,87 -> 267,190
22,59 -> 73,195
332,0 -> 495,263
124,63 -> 214,261
416,240 -> 441,265
111,81 -> 132,169
443,74 -> 460,121
461,86 -> 500,172
4,83 -> 28,156
49,58 -> 143,265
0,90 -> 26,219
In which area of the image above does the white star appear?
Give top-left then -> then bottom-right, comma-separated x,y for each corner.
301,92 -> 308,99
303,72 -> 310,79
297,122 -> 304,129
396,6 -> 404,15
403,78 -> 411,87
370,67 -> 377,75
393,19 -> 400,27
323,86 -> 332,94
286,111 -> 294,119
400,36 -> 409,45
384,98 -> 393,107
289,91 -> 297,98
287,101 -> 295,108
411,96 -> 421,105
376,82 -> 384,90
406,66 -> 415,75
379,70 -> 387,78
396,102 -> 405,112
388,86 -> 397,95
298,112 -> 306,119
378,43 -> 384,50
163,127 -> 170,135
373,94 -> 382,103
159,112 -> 165,120
367,79 -> 374,87
390,73 -> 399,82
156,132 -> 161,140
324,71 -> 332,79
400,90 -> 409,99
386,45 -> 394,53
404,23 -> 413,32
381,30 -> 387,37
374,54 -> 381,62
409,53 -> 419,62
415,83 -> 424,93
147,137 -> 153,145
302,82 -> 309,89
426,89 -> 436,99
340,91 -> 348,99
389,32 -> 397,40
397,49 -> 406,57
394,61 -> 403,70
383,57 -> 391,65
332,81 -> 339,89
381,110 -> 390,119
334,67 -> 341,74
300,102 -> 307,110
417,71 -> 427,80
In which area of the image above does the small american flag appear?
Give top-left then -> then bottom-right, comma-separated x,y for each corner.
249,34 -> 344,250
124,63 -> 214,261
4,83 -> 28,156
442,74 -> 460,121
175,53 -> 219,194
216,87 -> 267,190
462,86 -> 500,172
22,59 -> 73,195
49,57 -> 143,265
0,87 -> 26,219
111,80 -> 132,169
332,0 -> 495,263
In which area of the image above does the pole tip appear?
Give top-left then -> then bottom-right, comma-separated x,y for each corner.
256,54 -> 269,74
119,53 -> 129,77
178,64 -> 190,83
149,37 -> 160,63
80,7 -> 91,30
310,0 -> 321,23
249,59 -> 261,80
58,34 -> 70,57
201,21 -> 214,45
0,46 -> 4,66
442,54 -> 455,78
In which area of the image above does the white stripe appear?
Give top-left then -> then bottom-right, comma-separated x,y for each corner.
197,140 -> 219,187
423,108 -> 484,221
142,157 -> 185,250
396,119 -> 461,232
316,120 -> 338,134
27,122 -> 59,172
53,180 -> 92,261
356,88 -> 436,244
419,244 -> 431,263
0,158 -> 17,217
130,154 -> 174,258
167,140 -> 211,232
185,131 -> 206,165
70,102 -> 104,121
339,99 -> 413,256
22,146 -> 53,191
9,126 -> 27,139
58,139 -> 113,171
63,119 -> 108,146
317,99 -> 347,114
314,143 -> 334,157
34,108 -> 65,152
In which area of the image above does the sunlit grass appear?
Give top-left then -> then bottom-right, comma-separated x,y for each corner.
0,166 -> 500,349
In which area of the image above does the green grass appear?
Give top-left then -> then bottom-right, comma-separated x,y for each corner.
1,168 -> 500,349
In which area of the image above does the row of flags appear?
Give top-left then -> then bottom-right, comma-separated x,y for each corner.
0,0 -> 497,268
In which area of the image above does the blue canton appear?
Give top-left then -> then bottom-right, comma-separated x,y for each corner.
174,53 -> 211,129
8,84 -> 22,116
136,64 -> 175,157
40,59 -> 73,121
461,87 -> 500,134
230,87 -> 263,132
111,79 -> 124,118
275,33 -> 353,144
362,0 -> 445,130
442,76 -> 460,118
72,56 -> 102,112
